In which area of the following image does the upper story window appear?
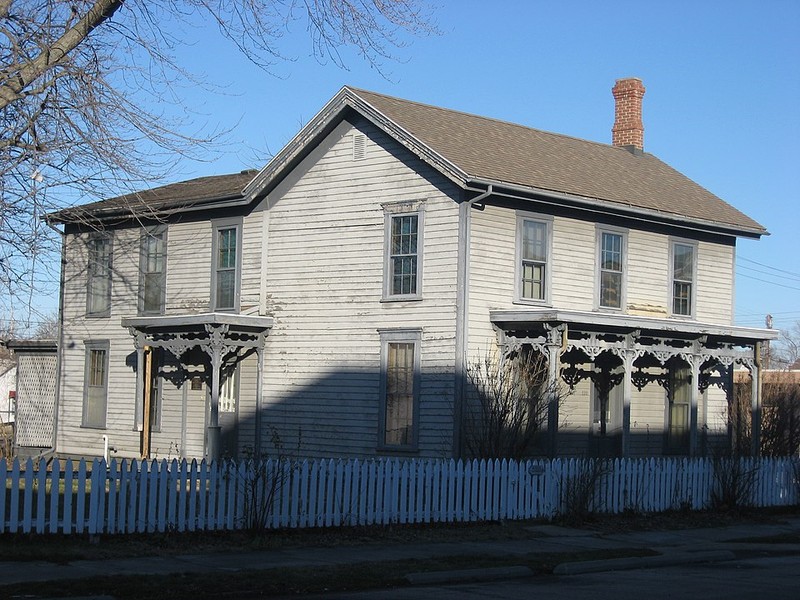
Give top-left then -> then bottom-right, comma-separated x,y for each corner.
383,202 -> 423,301
211,218 -> 242,312
671,241 -> 696,317
598,229 -> 626,309
139,226 -> 167,315
86,233 -> 112,317
516,214 -> 551,304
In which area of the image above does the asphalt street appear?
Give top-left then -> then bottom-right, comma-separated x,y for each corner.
303,554 -> 800,600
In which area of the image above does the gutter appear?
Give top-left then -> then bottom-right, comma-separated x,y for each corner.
465,179 -> 766,240
46,192 -> 249,226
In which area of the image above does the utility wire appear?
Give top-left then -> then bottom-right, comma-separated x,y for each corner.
736,271 -> 800,291
739,256 -> 800,279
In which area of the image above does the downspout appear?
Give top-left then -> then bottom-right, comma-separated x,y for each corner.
454,185 -> 493,458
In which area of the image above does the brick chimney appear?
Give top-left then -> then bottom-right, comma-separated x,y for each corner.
612,78 -> 646,151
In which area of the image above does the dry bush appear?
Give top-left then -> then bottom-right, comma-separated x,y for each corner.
462,349 -> 562,459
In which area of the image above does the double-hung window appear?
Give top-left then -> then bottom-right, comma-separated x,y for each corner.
86,234 -> 112,317
516,214 -> 551,303
379,329 -> 421,450
211,219 -> 242,311
83,341 -> 109,428
139,226 -> 167,315
598,229 -> 625,309
384,203 -> 423,300
671,241 -> 696,317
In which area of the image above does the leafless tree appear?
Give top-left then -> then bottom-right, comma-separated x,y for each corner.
462,348 -> 563,460
0,0 -> 436,324
729,370 -> 800,457
773,321 -> 800,369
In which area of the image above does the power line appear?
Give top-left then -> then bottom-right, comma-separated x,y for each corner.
738,264 -> 800,283
739,256 -> 800,279
736,271 -> 800,291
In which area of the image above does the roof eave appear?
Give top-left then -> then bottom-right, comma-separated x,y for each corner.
468,178 -> 767,239
46,192 -> 249,226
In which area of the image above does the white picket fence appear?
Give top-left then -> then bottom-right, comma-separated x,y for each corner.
1,456 -> 797,535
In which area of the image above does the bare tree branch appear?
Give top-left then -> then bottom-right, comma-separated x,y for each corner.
0,0 -> 436,330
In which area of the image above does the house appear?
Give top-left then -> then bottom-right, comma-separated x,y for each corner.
46,79 -> 777,462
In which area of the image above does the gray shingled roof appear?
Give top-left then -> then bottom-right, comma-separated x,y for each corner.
348,88 -> 765,235
49,87 -> 765,236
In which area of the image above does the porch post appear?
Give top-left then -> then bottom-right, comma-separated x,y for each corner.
620,344 -> 636,457
130,329 -> 145,432
689,353 -> 700,457
206,325 -> 226,462
255,336 -> 265,457
750,342 -> 762,457
544,325 -> 565,458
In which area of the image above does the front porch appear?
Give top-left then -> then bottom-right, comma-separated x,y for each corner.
491,309 -> 777,458
122,313 -> 273,461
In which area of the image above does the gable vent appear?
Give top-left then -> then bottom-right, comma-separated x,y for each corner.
353,133 -> 367,160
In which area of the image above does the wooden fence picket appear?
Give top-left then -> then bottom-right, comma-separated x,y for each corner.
1,455 -> 798,535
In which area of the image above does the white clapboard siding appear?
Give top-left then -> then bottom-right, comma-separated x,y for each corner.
259,119 -> 460,458
1,456 -> 796,535
696,240 -> 735,324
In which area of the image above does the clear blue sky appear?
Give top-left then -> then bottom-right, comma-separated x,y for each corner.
46,1 -> 800,333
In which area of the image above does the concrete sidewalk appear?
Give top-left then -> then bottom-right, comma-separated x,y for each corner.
2,517 -> 799,587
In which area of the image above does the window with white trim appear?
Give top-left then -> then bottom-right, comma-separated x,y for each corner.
598,230 -> 625,309
379,330 -> 421,449
516,214 -> 551,303
86,234 -> 112,317
384,204 -> 423,300
82,341 -> 109,428
211,219 -> 242,311
671,241 -> 695,317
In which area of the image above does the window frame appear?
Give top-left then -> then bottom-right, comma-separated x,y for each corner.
82,340 -> 109,429
669,238 -> 697,318
138,225 -> 168,316
595,226 -> 627,311
382,202 -> 424,302
210,217 -> 243,312
86,232 -> 113,318
514,212 -> 553,305
378,328 -> 422,452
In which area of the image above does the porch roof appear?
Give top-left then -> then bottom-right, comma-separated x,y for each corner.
121,312 -> 273,334
489,309 -> 777,345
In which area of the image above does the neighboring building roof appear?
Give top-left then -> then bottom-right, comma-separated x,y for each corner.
47,86 -> 766,238
4,339 -> 58,353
